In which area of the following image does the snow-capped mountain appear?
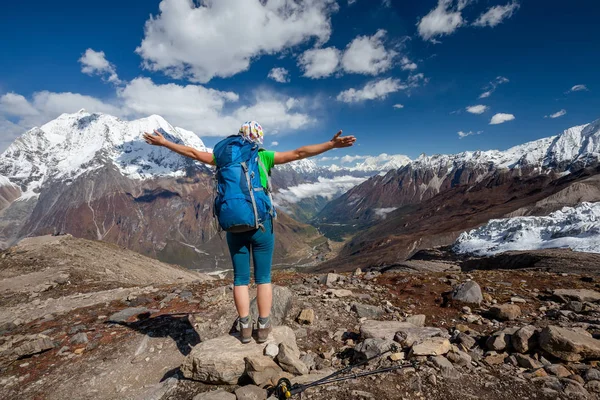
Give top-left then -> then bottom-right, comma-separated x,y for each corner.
0,110 -> 208,199
328,154 -> 412,173
317,119 -> 600,225
0,111 -> 324,270
454,202 -> 600,255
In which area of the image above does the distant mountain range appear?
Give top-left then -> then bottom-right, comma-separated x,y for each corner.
312,119 -> 600,271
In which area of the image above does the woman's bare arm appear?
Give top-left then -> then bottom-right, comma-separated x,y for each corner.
274,130 -> 356,165
143,130 -> 215,165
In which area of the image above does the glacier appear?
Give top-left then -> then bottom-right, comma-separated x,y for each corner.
454,202 -> 600,255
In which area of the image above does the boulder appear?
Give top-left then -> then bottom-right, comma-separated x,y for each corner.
181,326 -> 297,384
486,333 -> 511,352
245,355 -> 283,386
351,303 -> 383,319
319,273 -> 343,286
553,289 -> 600,303
544,364 -> 572,377
446,350 -> 472,367
394,327 -> 449,348
360,320 -> 416,341
276,343 -> 308,375
451,281 -> 483,304
296,309 -> 314,325
405,315 -> 426,327
489,304 -> 521,321
539,326 -> 600,362
431,356 -> 460,379
234,385 -> 267,400
250,286 -> 292,327
456,333 -> 476,350
193,390 -> 236,400
515,354 -> 542,369
354,338 -> 396,360
511,325 -> 538,353
410,338 -> 451,356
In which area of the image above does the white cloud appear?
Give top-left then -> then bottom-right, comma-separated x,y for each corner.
400,56 -> 418,71
79,49 -> 121,84
341,30 -> 396,75
417,0 -> 468,41
136,0 -> 338,83
567,84 -> 589,93
479,76 -> 509,98
393,104 -> 404,109
458,130 -> 482,138
318,155 -> 340,161
466,104 -> 488,114
348,0 -> 357,4
268,67 -> 290,83
545,109 -> 567,119
298,47 -> 341,79
374,207 -> 396,218
274,175 -> 367,204
341,155 -> 366,163
0,78 -> 316,152
490,113 -> 515,125
473,2 -> 519,27
336,78 -> 406,103
271,141 -> 279,147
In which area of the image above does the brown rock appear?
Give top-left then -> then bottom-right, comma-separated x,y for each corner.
410,338 -> 452,356
296,309 -> 314,325
245,356 -> 282,387
360,320 -> 416,341
489,304 -> 521,321
545,364 -> 572,377
511,325 -> 538,353
539,326 -> 600,362
234,385 -> 267,400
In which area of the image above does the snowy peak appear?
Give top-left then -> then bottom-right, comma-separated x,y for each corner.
0,111 -> 208,198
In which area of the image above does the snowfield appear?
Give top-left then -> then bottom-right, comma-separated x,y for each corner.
454,202 -> 600,255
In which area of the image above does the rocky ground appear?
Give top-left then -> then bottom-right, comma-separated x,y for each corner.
2,239 -> 600,399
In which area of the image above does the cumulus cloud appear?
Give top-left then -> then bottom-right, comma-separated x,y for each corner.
473,2 -> 519,27
393,104 -> 404,109
298,47 -> 341,79
400,56 -> 418,71
341,30 -> 396,75
336,78 -> 406,103
340,155 -> 366,163
271,141 -> 279,147
374,207 -> 397,218
490,113 -> 515,125
566,84 -> 589,93
466,104 -> 488,114
268,67 -> 290,83
318,156 -> 340,161
545,109 -> 567,119
79,49 -> 121,84
274,175 -> 367,204
417,0 -> 470,41
479,76 -> 509,98
0,78 -> 316,152
136,0 -> 338,83
458,130 -> 482,138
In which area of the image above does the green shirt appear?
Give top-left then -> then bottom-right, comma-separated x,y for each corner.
213,150 -> 275,189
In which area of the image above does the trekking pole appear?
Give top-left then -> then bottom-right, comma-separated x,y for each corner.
272,361 -> 416,399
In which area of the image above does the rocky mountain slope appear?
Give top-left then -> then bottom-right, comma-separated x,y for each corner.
3,236 -> 600,399
0,111 -> 329,271
317,119 -> 600,228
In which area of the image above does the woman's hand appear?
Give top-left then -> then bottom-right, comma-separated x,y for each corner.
143,130 -> 167,146
330,130 -> 356,148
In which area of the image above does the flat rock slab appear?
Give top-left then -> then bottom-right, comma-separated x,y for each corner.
394,327 -> 448,348
360,320 -> 416,340
234,385 -> 267,400
108,307 -> 150,323
411,337 -> 452,356
539,326 -> 600,362
553,289 -> 600,303
181,326 -> 297,384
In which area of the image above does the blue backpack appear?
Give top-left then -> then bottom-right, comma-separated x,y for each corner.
213,135 -> 276,232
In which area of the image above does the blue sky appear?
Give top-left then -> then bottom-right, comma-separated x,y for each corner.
0,0 -> 598,164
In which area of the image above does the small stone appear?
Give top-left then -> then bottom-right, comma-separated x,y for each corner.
486,333 -> 510,352
353,268 -> 363,276
484,353 -> 506,365
390,352 -> 404,361
515,354 -> 542,370
446,350 -> 472,367
74,348 -> 85,355
69,332 -> 88,345
451,281 -> 483,304
489,304 -> 521,321
108,307 -> 150,323
326,289 -> 353,298
264,343 -> 279,358
350,390 -> 374,399
456,333 -> 476,349
68,325 -> 87,335
511,297 -> 526,303
296,309 -> 315,325
545,364 -> 572,377
277,343 -> 309,375
511,325 -> 537,354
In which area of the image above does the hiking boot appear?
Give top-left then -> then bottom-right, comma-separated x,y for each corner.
236,317 -> 252,344
257,319 -> 272,343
